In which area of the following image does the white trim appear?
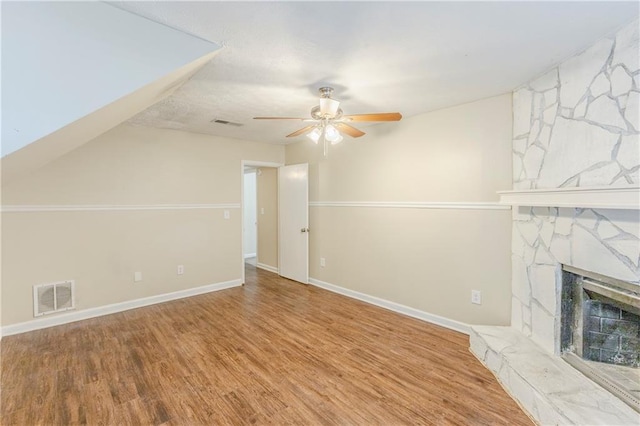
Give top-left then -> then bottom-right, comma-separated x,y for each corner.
309,201 -> 509,210
309,278 -> 470,335
244,253 -> 257,259
1,203 -> 241,213
498,185 -> 640,210
2,279 -> 242,337
256,263 -> 279,274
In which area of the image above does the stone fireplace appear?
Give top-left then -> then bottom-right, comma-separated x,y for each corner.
470,200 -> 640,425
471,18 -> 639,425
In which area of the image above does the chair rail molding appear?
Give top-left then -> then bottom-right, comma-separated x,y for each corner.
309,201 -> 509,210
0,203 -> 241,213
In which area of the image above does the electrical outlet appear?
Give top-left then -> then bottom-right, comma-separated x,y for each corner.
320,257 -> 326,267
471,290 -> 482,305
177,265 -> 184,275
261,207 -> 265,215
134,272 -> 142,282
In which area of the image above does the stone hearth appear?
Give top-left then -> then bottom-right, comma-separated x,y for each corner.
470,326 -> 639,425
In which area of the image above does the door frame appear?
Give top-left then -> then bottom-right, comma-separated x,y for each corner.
240,160 -> 283,284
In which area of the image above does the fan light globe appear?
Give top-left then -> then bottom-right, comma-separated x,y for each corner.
307,127 -> 322,144
324,125 -> 340,142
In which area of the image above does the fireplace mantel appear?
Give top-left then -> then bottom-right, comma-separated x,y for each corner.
497,186 -> 640,210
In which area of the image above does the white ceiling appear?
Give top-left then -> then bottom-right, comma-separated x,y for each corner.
109,1 -> 638,145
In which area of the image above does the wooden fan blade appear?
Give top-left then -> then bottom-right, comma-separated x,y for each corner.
335,123 -> 365,138
253,117 -> 307,120
286,125 -> 316,138
343,112 -> 402,122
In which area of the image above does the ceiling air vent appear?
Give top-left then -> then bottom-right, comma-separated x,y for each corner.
211,119 -> 243,127
33,280 -> 75,317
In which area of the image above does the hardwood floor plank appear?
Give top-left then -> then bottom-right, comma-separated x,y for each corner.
1,264 -> 532,425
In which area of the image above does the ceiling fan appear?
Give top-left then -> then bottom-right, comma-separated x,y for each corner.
254,87 -> 402,156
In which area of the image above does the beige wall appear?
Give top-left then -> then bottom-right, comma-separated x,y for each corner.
286,94 -> 513,326
1,124 -> 284,326
257,168 -> 278,270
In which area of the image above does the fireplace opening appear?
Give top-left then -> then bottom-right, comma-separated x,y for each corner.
561,265 -> 640,413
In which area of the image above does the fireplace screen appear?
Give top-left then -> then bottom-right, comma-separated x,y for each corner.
561,265 -> 640,413
583,299 -> 639,367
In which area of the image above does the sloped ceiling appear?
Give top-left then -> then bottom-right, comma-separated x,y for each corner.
1,2 -> 221,183
111,1 -> 639,145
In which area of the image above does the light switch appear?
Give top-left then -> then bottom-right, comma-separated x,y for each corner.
134,272 -> 142,282
261,207 -> 265,215
224,210 -> 230,219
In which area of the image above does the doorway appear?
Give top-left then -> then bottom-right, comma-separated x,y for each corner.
243,168 -> 257,266
241,161 -> 282,284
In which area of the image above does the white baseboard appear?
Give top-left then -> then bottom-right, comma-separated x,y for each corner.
308,278 -> 470,335
2,279 -> 242,337
244,253 -> 257,259
256,263 -> 278,274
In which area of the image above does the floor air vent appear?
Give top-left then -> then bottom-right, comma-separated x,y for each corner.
33,280 -> 75,317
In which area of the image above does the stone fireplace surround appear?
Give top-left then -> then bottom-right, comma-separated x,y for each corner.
471,19 -> 639,425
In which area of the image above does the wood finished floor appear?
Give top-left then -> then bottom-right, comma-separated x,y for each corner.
1,265 -> 532,425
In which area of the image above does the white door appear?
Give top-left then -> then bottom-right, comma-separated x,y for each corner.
278,163 -> 309,284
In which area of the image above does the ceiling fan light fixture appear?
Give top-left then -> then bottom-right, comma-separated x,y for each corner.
319,98 -> 340,117
307,127 -> 322,144
253,86 -> 402,157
